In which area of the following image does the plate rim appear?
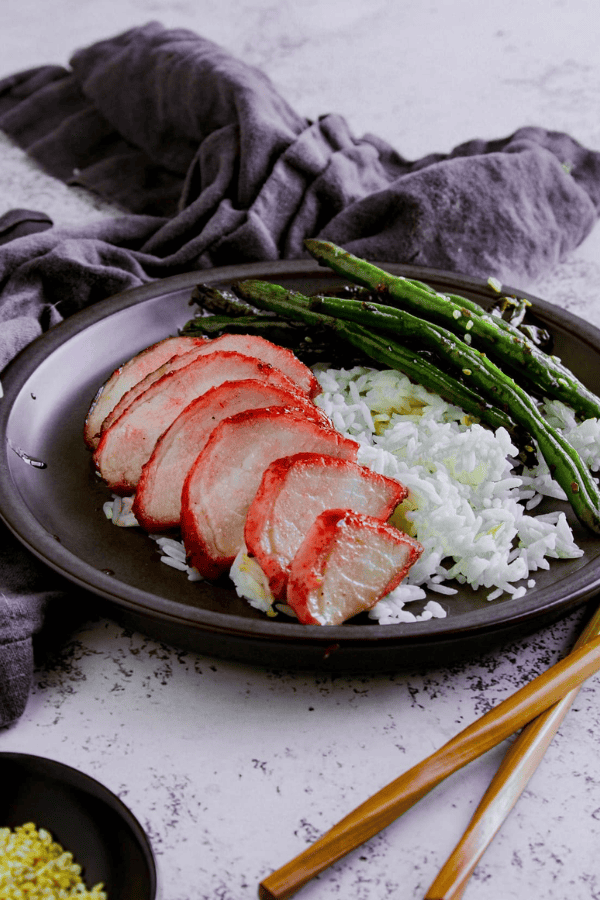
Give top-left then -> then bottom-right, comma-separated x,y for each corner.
2,259 -> 600,649
0,750 -> 158,892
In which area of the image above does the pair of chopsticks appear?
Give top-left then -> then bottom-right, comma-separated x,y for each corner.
259,603 -> 600,900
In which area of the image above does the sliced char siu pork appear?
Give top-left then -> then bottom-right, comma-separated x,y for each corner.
286,509 -> 424,625
94,351 -> 303,494
99,332 -> 321,436
180,408 -> 360,580
133,380 -> 330,532
84,335 -> 208,449
244,453 -> 407,600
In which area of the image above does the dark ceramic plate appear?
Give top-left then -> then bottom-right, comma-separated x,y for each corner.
0,752 -> 157,899
1,260 -> 600,670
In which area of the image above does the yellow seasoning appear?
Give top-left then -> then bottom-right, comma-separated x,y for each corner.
0,822 -> 108,899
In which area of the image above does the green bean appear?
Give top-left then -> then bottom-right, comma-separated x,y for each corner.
333,322 -> 516,434
182,291 -> 368,366
236,278 -> 600,534
181,313 -> 286,337
304,239 -> 600,420
190,283 -> 265,317
233,279 -> 514,433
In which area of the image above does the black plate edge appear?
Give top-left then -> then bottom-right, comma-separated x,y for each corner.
0,751 -> 158,893
1,261 -> 600,652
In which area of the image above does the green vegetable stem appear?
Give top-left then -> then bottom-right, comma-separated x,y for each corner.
233,279 -> 514,433
304,239 -> 600,421
236,278 -> 600,535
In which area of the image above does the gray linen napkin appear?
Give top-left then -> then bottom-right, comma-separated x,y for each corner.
1,21 -> 599,725
0,526 -> 65,726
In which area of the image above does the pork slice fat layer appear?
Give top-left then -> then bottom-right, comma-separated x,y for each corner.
133,380 -> 329,531
100,331 -> 320,434
286,510 -> 424,625
180,408 -> 359,579
84,336 -> 206,448
94,351 -> 297,494
245,453 -> 407,599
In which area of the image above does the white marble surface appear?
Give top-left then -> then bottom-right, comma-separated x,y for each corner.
2,2 -> 600,899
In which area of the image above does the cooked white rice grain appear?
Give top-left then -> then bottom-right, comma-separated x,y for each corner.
424,600 -> 447,617
103,494 -> 139,527
426,582 -> 459,595
154,537 -> 187,561
368,586 -> 447,624
313,364 -> 587,614
160,555 -> 188,571
104,362 -> 594,624
150,535 -> 202,581
230,547 -> 277,615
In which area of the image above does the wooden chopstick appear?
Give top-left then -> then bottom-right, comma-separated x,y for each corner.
424,602 -> 600,900
258,633 -> 600,900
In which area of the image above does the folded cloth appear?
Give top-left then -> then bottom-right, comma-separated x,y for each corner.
1,21 -> 600,724
0,526 -> 66,726
0,25 -> 599,360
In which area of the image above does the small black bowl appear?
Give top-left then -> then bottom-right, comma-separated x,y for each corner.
0,753 -> 158,899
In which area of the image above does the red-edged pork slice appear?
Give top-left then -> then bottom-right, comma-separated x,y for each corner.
84,336 -> 207,448
180,408 -> 359,580
100,343 -> 216,435
133,381 -> 330,532
244,453 -> 407,600
94,351 -> 299,494
100,331 -> 320,435
286,509 -> 423,625
199,333 -> 321,398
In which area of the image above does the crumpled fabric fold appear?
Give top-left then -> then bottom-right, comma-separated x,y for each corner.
0,20 -> 599,725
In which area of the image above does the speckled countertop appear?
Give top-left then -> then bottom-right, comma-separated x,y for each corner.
3,2 -> 600,898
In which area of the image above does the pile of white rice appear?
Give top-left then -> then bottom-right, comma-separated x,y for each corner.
104,364 -> 600,625
309,365 -> 593,623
